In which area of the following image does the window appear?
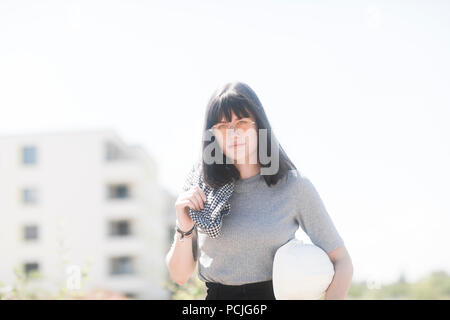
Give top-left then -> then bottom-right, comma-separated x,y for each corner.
107,184 -> 130,199
109,220 -> 132,237
24,225 -> 39,241
22,146 -> 37,165
24,262 -> 39,277
22,188 -> 38,204
110,256 -> 134,275
123,292 -> 137,299
105,142 -> 127,161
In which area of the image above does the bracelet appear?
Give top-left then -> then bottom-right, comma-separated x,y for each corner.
175,222 -> 196,242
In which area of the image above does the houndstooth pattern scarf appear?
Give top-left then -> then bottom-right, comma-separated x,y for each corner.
182,161 -> 235,238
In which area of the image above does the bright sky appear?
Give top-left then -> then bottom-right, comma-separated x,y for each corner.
1,0 -> 449,286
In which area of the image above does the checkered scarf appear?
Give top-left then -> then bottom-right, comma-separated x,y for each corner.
182,161 -> 234,238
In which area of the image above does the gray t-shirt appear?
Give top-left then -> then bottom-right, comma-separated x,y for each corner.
191,168 -> 344,285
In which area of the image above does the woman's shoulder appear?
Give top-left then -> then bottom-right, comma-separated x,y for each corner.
283,168 -> 314,195
285,169 -> 323,201
268,168 -> 304,194
287,168 -> 314,182
285,168 -> 304,183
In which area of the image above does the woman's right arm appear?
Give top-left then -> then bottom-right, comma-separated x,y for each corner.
165,186 -> 206,285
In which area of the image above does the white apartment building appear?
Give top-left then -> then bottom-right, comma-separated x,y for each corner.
0,129 -> 171,299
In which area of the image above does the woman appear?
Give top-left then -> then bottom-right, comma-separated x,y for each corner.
165,81 -> 353,300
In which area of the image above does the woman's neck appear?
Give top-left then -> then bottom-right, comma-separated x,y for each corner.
234,163 -> 261,179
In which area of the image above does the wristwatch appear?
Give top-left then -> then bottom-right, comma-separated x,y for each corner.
175,221 -> 196,242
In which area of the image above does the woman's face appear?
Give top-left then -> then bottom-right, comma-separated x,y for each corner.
212,112 -> 259,164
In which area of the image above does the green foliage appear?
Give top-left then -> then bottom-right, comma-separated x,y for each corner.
0,262 -> 92,300
163,264 -> 206,300
164,268 -> 450,300
3,263 -> 449,300
348,270 -> 450,300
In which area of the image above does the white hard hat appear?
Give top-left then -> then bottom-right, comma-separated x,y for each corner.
273,237 -> 335,300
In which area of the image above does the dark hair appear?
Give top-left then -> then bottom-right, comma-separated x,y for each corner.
199,81 -> 297,189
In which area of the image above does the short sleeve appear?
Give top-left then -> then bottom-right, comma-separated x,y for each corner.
296,175 -> 344,254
